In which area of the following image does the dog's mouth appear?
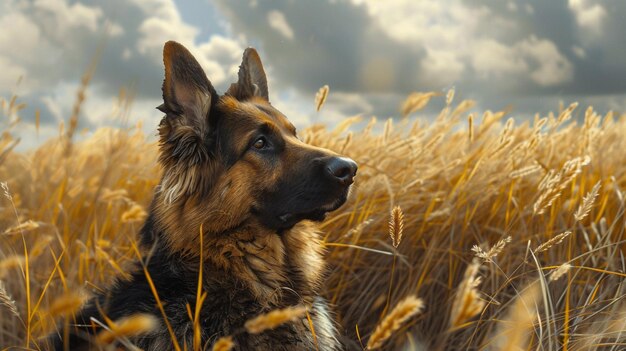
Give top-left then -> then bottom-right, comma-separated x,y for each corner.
276,188 -> 350,229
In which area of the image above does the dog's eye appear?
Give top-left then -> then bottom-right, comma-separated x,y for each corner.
253,137 -> 267,149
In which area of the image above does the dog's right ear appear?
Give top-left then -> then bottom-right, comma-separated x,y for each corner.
158,41 -> 217,136
226,48 -> 269,101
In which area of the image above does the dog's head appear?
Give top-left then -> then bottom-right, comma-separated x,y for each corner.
154,41 -> 356,239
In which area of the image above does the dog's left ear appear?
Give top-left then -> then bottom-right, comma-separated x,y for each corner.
226,48 -> 269,101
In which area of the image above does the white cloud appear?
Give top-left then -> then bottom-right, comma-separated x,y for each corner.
568,0 -> 607,39
518,36 -> 574,86
0,0 -> 246,133
0,0 -> 106,95
127,0 -> 245,86
33,0 -> 103,33
122,48 -> 132,60
105,20 -> 124,37
420,49 -> 465,86
472,39 -> 528,78
355,0 -> 573,87
136,16 -> 198,58
472,36 -> 573,86
0,53 -> 28,94
327,92 -> 374,116
0,11 -> 43,64
507,2 -> 518,12
197,35 -> 244,84
267,10 -> 294,40
572,45 -> 586,59
355,0 -> 488,52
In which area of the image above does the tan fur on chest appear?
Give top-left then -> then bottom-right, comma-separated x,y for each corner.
199,221 -> 326,306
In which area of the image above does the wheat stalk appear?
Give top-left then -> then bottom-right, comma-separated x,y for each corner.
534,231 -> 572,253
64,46 -> 100,156
550,263 -> 572,281
46,291 -> 88,318
491,282 -> 541,350
509,164 -> 542,179
212,336 -> 234,351
468,114 -> 474,142
1,181 -> 12,201
244,305 -> 307,334
96,313 -> 158,345
389,206 -> 404,248
3,220 -> 40,235
0,255 -> 25,279
366,295 -> 424,350
533,156 -> 590,215
556,102 -> 578,125
121,203 -> 148,223
471,236 -> 512,263
574,181 -> 601,222
401,92 -> 440,117
449,260 -> 485,328
446,88 -> 455,106
314,85 -> 329,112
0,280 -> 19,319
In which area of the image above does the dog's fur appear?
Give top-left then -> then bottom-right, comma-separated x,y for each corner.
48,41 -> 357,350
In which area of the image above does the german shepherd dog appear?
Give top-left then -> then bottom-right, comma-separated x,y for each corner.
49,41 -> 357,350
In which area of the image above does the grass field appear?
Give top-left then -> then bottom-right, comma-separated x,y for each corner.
1,89 -> 626,350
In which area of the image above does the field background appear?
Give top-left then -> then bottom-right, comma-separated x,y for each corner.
1,88 -> 626,350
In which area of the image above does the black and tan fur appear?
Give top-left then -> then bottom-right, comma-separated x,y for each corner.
49,41 -> 357,350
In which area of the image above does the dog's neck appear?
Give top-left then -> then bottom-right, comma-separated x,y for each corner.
203,220 -> 326,307
142,209 -> 326,307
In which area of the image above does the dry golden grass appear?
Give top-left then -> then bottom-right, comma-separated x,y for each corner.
2,87 -> 626,350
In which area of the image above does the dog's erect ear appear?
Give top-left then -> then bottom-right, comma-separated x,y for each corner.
157,41 -> 222,204
226,48 -> 269,101
158,41 -> 217,132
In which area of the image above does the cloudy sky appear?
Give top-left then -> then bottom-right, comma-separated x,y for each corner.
2,0 -> 626,149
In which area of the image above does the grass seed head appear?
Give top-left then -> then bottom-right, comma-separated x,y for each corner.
471,236 -> 512,263
0,255 -> 25,278
244,305 -> 307,334
366,295 -> 424,350
574,181 -> 601,222
212,336 -> 235,351
46,291 -> 88,318
389,206 -> 405,248
0,280 -> 19,319
315,85 -> 329,112
121,203 -> 148,223
450,260 -> 485,328
491,282 -> 541,351
96,313 -> 159,345
534,231 -> 572,253
549,263 -> 572,281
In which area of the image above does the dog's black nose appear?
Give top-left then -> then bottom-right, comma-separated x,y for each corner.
325,157 -> 358,185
